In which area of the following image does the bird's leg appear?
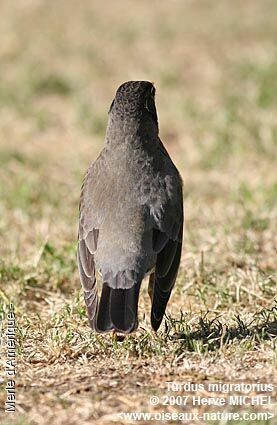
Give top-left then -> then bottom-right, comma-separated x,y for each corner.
112,330 -> 126,344
112,330 -> 118,348
148,273 -> 155,302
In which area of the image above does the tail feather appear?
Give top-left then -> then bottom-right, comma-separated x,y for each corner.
95,282 -> 141,333
110,285 -> 140,333
95,283 -> 113,332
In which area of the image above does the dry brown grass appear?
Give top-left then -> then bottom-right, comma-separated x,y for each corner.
0,1 -> 276,424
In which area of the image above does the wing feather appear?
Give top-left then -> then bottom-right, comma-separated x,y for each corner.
150,201 -> 183,331
77,228 -> 99,328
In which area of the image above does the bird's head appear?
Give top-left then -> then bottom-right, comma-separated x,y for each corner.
109,81 -> 158,127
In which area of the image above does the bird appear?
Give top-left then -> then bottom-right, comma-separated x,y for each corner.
77,81 -> 183,334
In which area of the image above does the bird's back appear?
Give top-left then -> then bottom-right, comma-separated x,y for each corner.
81,139 -> 180,272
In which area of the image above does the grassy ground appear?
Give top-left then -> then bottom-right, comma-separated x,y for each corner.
0,1 -> 276,424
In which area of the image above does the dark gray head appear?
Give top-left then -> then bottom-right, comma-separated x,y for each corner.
109,81 -> 158,127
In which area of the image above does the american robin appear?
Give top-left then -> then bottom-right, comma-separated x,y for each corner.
78,81 -> 183,334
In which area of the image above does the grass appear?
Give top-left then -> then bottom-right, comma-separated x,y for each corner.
0,0 -> 276,424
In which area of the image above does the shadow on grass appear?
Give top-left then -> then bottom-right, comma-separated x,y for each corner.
165,303 -> 277,353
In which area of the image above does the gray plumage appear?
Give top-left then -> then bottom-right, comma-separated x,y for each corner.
78,81 -> 183,333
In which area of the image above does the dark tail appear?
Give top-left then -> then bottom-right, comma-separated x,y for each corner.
95,282 -> 141,333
